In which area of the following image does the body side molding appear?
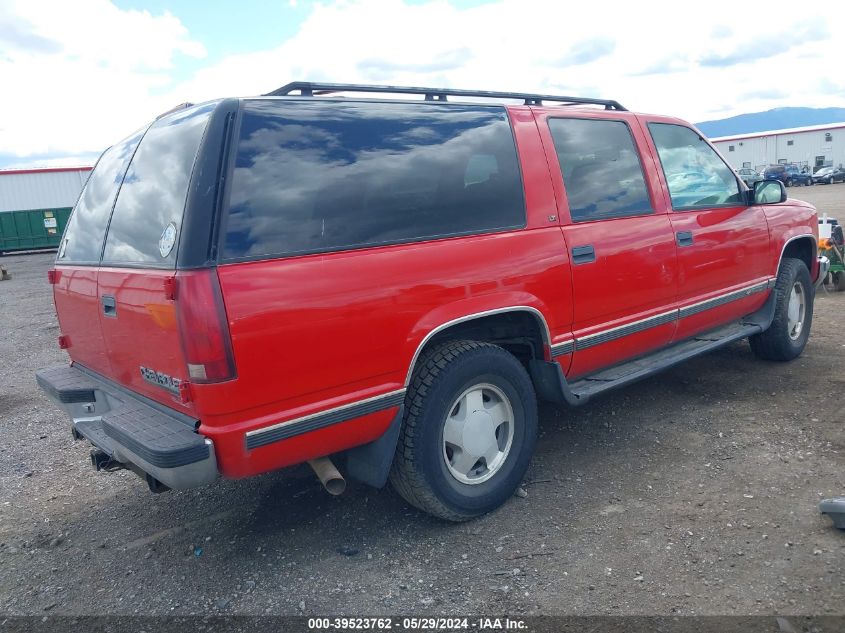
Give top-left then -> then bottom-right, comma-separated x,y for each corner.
245,389 -> 406,450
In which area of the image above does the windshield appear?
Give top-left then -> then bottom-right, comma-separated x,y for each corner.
816,167 -> 832,175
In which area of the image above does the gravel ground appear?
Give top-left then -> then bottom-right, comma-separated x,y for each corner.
1,188 -> 844,616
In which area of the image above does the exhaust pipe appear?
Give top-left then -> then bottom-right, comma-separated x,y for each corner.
308,457 -> 346,496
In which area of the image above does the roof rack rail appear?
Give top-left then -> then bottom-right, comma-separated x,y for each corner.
264,82 -> 627,111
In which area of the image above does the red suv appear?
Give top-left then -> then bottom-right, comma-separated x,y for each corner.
38,82 -> 828,521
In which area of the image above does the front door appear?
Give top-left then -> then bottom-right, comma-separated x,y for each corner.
536,111 -> 679,378
642,121 -> 772,341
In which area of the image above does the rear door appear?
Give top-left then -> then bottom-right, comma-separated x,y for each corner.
535,110 -> 679,378
96,103 -> 215,412
642,120 -> 771,341
53,131 -> 144,376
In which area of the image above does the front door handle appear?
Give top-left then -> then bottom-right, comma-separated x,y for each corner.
676,231 -> 694,247
572,244 -> 596,265
101,295 -> 117,318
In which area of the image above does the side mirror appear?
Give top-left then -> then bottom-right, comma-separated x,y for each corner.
754,179 -> 787,204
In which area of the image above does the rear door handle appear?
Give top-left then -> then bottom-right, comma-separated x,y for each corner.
101,295 -> 117,318
572,245 -> 596,265
676,231 -> 694,247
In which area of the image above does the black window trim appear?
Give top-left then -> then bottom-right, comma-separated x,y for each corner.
646,121 -> 746,213
547,115 -> 657,224
215,97 -> 528,265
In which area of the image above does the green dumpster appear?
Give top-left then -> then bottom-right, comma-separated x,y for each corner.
0,207 -> 72,254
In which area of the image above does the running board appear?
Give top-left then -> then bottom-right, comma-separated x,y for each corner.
529,320 -> 765,407
568,321 -> 762,400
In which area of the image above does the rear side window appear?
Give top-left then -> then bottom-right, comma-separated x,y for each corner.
57,131 -> 144,264
222,100 -> 525,260
548,118 -> 652,223
101,103 -> 215,267
649,123 -> 743,210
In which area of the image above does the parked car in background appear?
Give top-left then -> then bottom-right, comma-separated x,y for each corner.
763,164 -> 813,187
812,166 -> 845,185
737,168 -> 763,187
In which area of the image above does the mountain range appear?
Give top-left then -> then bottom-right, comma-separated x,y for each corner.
695,107 -> 845,138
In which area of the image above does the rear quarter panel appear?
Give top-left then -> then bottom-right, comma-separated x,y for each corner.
205,228 -> 572,477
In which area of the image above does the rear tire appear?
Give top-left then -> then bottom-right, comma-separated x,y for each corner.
390,340 -> 537,521
785,178 -> 793,187
749,258 -> 813,361
833,271 -> 845,292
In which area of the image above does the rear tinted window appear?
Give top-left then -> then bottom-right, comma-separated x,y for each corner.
57,131 -> 144,264
101,103 -> 214,267
548,118 -> 652,222
222,100 -> 525,260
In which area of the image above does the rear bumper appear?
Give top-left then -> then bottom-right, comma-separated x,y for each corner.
36,364 -> 218,491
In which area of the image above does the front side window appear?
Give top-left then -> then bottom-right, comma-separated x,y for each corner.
222,101 -> 525,260
547,118 -> 652,222
57,131 -> 144,264
649,123 -> 742,210
102,103 -> 215,267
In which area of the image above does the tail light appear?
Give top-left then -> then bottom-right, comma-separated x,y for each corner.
174,269 -> 236,383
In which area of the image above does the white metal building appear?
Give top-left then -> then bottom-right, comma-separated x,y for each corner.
711,123 -> 845,174
0,167 -> 91,213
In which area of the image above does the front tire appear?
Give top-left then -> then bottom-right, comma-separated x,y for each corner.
749,258 -> 813,361
390,340 -> 538,521
785,178 -> 793,187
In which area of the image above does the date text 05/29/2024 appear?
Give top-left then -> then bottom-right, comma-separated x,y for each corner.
306,617 -> 527,630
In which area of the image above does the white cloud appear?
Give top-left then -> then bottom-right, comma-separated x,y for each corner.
2,0 -> 845,165
0,0 -> 205,159
177,0 -> 845,121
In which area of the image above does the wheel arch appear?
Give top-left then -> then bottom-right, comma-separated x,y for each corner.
404,306 -> 552,387
778,234 -> 816,277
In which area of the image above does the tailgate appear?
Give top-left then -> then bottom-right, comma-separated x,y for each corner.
96,267 -> 194,414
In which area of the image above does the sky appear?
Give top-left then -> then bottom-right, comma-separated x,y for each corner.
1,0 -> 844,169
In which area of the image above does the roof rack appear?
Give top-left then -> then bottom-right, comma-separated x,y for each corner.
264,82 -> 627,111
